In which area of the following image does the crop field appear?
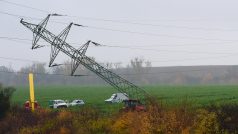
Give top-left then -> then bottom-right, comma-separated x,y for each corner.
11,85 -> 238,110
2,85 -> 238,133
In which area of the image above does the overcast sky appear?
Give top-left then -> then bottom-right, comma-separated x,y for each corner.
1,0 -> 238,70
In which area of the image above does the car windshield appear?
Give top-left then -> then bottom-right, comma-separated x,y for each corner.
110,94 -> 116,98
57,100 -> 65,103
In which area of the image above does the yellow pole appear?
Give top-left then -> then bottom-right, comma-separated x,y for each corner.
29,73 -> 35,112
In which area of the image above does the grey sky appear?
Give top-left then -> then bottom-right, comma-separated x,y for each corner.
1,0 -> 238,70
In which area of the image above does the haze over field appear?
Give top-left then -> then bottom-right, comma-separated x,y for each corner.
1,0 -> 238,70
1,64 -> 238,86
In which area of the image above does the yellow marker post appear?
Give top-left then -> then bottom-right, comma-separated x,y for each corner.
29,73 -> 35,112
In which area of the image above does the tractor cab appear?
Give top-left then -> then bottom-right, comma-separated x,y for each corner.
123,99 -> 145,111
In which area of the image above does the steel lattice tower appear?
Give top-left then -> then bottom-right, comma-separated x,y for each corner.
20,14 -> 148,101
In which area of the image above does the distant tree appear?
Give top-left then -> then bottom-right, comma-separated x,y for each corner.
143,60 -> 152,85
51,65 -> 65,75
101,62 -> 113,69
128,57 -> 151,84
18,62 -> 47,74
0,66 -> 14,72
0,66 -> 15,85
51,60 -> 85,75
16,63 -> 48,85
201,72 -> 214,84
130,57 -> 144,70
50,59 -> 94,85
113,62 -> 122,69
173,73 -> 187,85
145,60 -> 152,68
227,66 -> 238,84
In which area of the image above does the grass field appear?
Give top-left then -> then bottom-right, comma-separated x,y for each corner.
11,85 -> 238,111
4,85 -> 238,133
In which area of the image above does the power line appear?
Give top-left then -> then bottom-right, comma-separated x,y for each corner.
2,0 -> 238,32
0,10 -> 68,25
0,0 -> 235,23
73,40 -> 238,47
1,1 -> 237,85
99,44 -> 236,55
0,50 -> 237,67
0,36 -> 51,47
1,10 -> 238,42
1,36 -> 238,55
0,10 -> 42,20
0,10 -> 236,67
2,35 -> 237,47
0,56 -> 42,63
0,0 -> 49,13
0,56 -> 73,66
1,35 -> 238,51
85,26 -> 238,42
67,15 -> 238,32
0,36 -> 34,41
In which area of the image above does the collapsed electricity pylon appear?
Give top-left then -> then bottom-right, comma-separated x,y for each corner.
20,14 -> 148,101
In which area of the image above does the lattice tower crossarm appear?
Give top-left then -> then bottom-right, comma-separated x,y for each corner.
20,16 -> 148,102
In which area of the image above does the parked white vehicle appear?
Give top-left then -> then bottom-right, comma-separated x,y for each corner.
49,100 -> 68,108
70,99 -> 85,106
105,93 -> 128,103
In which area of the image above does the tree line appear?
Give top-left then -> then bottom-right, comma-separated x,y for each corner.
0,57 -> 238,86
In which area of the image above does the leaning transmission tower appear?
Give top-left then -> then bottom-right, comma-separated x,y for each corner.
20,14 -> 148,102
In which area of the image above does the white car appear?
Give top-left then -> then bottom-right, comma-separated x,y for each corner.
70,99 -> 85,106
49,99 -> 68,108
105,93 -> 128,103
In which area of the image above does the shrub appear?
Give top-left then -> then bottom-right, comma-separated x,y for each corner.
207,104 -> 238,133
193,109 -> 221,134
111,111 -> 150,134
0,84 -> 16,119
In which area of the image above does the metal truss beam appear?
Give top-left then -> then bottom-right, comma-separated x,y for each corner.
32,15 -> 50,49
71,40 -> 90,75
49,23 -> 73,67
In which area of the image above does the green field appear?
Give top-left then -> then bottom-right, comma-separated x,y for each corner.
11,85 -> 238,111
